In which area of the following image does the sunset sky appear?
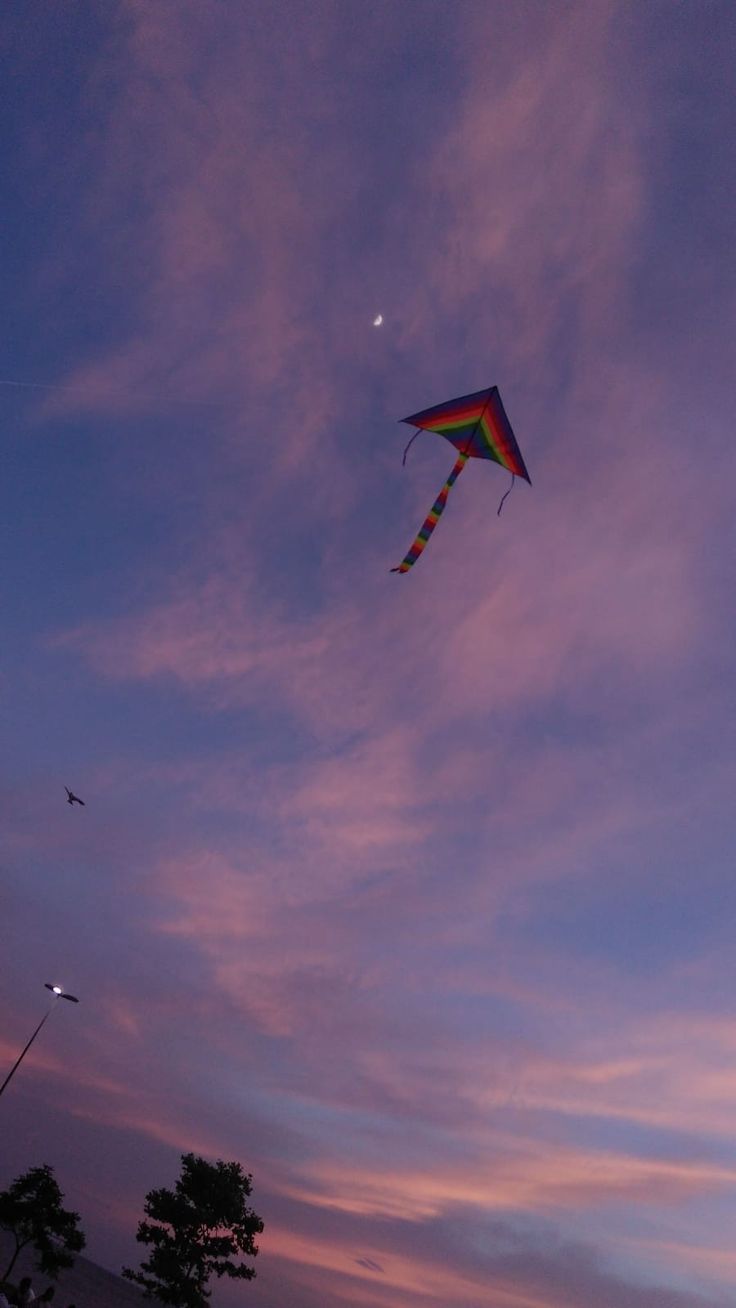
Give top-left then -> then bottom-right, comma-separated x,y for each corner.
1,3 -> 735,1306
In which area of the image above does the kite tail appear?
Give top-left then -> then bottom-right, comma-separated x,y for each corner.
391,453 -> 469,574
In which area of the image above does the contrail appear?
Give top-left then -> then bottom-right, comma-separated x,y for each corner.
0,377 -> 225,408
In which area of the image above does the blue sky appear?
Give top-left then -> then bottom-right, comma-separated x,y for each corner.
2,4 -> 736,1307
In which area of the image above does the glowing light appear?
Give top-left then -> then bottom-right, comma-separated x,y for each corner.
52,986 -> 63,995
373,314 -> 383,327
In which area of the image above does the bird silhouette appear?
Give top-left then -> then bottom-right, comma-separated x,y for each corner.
65,786 -> 85,807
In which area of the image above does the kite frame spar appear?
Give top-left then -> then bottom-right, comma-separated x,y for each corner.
391,385 -> 530,574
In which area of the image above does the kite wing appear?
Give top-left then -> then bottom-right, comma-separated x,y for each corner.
402,386 -> 531,482
392,386 -> 530,575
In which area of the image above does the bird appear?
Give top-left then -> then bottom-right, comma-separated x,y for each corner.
65,786 -> 85,807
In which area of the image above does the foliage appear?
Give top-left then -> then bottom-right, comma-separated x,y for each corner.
123,1153 -> 263,1307
0,1164 -> 86,1283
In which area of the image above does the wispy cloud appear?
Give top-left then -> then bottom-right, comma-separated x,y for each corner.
3,2 -> 735,1307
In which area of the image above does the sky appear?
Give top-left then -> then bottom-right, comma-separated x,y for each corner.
1,2 -> 735,1306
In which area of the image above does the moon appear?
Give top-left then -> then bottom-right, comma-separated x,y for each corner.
373,314 -> 383,327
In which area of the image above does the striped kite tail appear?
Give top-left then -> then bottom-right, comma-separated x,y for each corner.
391,453 -> 469,574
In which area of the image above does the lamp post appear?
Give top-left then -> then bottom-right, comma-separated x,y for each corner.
0,983 -> 79,1101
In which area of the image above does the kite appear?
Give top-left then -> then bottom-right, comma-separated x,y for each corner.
391,386 -> 530,574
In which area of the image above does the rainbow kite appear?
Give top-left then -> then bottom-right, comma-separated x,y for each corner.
391,386 -> 531,574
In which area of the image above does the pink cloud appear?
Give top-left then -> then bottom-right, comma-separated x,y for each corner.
52,437 -> 705,740
5,4 -> 735,1308
394,4 -> 646,373
38,0 -> 366,531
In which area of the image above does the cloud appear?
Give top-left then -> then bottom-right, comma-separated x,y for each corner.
5,3 -> 736,1308
263,1205 -> 729,1308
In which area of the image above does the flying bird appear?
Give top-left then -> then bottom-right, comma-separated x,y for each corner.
65,786 -> 85,807
391,385 -> 531,574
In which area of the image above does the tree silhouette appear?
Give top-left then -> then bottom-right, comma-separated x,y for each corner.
123,1153 -> 263,1307
0,1164 -> 85,1283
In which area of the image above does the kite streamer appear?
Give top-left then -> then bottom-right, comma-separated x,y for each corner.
496,471 -> 516,516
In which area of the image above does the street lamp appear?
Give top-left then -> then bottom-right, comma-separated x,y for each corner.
0,983 -> 79,1101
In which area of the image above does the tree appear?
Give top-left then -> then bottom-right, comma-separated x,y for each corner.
0,1164 -> 86,1283
123,1153 -> 264,1307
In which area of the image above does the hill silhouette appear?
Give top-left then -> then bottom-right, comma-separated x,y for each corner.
0,1230 -> 143,1307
